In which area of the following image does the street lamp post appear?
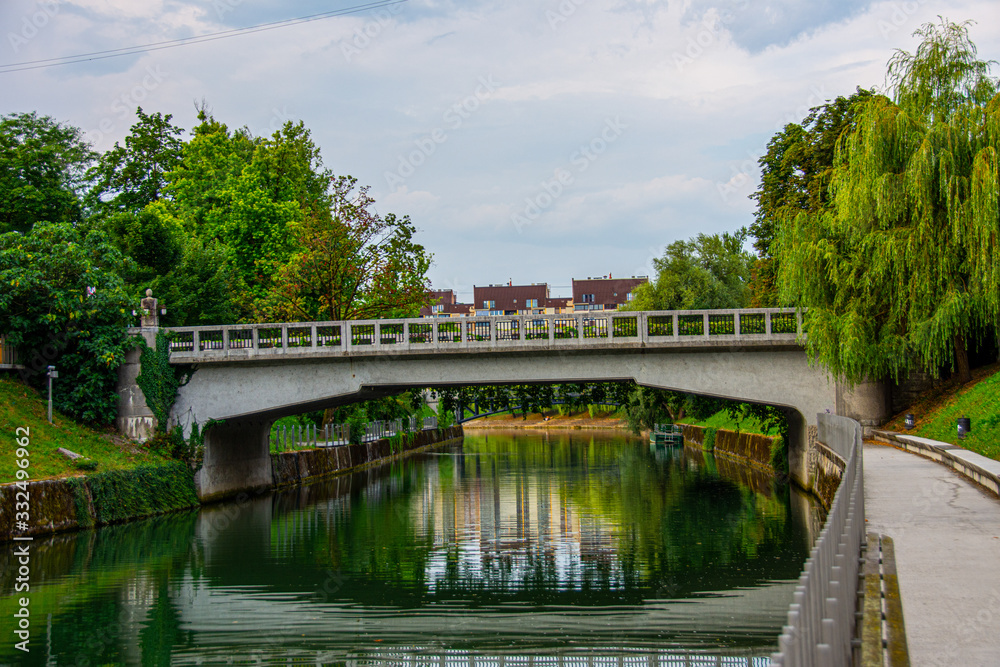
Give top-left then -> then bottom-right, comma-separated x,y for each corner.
46,365 -> 58,423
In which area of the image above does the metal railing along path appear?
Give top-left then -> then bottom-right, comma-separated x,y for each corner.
157,309 -> 804,362
771,414 -> 865,667
273,416 -> 439,451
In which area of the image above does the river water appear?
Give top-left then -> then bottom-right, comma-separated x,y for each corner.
1,430 -> 821,666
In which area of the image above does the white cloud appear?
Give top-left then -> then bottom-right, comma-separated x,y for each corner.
1,0 -> 997,289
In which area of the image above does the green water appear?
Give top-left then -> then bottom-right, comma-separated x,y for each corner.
0,430 -> 819,665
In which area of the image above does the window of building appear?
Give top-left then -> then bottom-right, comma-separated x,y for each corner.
482,300 -> 495,309
626,292 -> 634,301
526,299 -> 538,308
581,294 -> 595,303
432,304 -> 443,313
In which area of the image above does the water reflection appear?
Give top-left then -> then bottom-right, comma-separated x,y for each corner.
0,430 -> 819,665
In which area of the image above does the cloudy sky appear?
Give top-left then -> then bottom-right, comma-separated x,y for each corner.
2,0 -> 998,301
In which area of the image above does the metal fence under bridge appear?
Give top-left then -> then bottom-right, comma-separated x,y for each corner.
342,649 -> 771,667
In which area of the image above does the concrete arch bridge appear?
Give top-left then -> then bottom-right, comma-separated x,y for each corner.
116,308 -> 887,500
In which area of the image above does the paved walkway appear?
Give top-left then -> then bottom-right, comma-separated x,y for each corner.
864,443 -> 1000,666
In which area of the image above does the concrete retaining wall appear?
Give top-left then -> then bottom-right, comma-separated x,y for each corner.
680,424 -> 777,473
681,422 -> 848,511
811,442 -> 846,509
272,426 -> 464,487
0,478 -> 86,540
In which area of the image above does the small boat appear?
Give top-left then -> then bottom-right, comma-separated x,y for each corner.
650,423 -> 683,446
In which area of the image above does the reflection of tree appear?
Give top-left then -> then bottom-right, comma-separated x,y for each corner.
0,434 -> 816,665
140,574 -> 183,667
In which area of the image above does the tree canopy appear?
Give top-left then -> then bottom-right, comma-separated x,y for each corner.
777,18 -> 1000,384
621,230 -> 754,311
0,223 -> 134,423
0,105 -> 435,424
748,89 -> 874,307
0,112 -> 96,234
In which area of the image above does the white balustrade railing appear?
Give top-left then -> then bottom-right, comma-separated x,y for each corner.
771,414 -> 866,667
161,309 -> 804,360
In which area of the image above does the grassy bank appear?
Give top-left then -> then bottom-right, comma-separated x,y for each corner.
882,362 -> 1000,461
0,374 -> 167,484
676,410 -> 781,436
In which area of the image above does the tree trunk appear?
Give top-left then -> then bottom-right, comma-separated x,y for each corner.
954,332 -> 972,385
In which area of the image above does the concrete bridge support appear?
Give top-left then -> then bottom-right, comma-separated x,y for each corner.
193,419 -> 274,503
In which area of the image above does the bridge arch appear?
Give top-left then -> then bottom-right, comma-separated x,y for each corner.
117,310 -> 888,500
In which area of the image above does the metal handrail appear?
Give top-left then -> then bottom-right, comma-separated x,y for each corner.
771,414 -> 865,666
273,415 -> 440,450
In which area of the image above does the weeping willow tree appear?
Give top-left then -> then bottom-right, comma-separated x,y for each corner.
778,18 -> 1000,385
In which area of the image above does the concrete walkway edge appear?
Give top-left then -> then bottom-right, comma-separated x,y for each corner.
870,430 -> 1000,497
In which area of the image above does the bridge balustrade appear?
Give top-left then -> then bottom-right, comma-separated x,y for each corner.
159,308 -> 804,361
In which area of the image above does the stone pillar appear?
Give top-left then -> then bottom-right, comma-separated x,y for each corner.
835,379 -> 891,430
781,406 -> 809,490
116,290 -> 160,442
194,419 -> 274,503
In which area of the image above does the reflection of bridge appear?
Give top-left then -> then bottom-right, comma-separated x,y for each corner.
116,308 -> 887,500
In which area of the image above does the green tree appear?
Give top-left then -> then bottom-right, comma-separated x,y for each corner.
0,223 -> 135,423
86,107 -> 184,215
748,89 -> 874,307
621,230 -> 754,311
778,18 -> 1000,384
0,112 -> 96,234
165,112 -> 339,316
258,176 -> 432,322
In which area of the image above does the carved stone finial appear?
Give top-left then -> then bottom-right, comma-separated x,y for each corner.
140,289 -> 158,328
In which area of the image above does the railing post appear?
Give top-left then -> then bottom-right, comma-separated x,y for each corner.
222,327 -> 230,352
281,324 -> 289,352
671,312 -> 679,340
311,324 -> 318,350
734,311 -> 741,336
251,326 -> 259,351
796,309 -> 803,336
432,320 -> 439,348
193,330 -> 201,354
766,311 -> 773,335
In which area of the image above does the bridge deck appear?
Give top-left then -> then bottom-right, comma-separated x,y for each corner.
157,308 -> 804,364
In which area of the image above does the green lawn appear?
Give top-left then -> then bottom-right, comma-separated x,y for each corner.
0,374 -> 168,484
882,362 -> 1000,461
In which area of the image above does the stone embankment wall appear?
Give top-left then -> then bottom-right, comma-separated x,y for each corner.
0,462 -> 197,542
681,423 -> 844,509
272,425 -> 464,487
0,426 -> 463,542
681,424 -> 776,471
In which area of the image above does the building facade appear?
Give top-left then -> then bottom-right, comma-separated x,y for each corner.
572,276 -> 647,311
